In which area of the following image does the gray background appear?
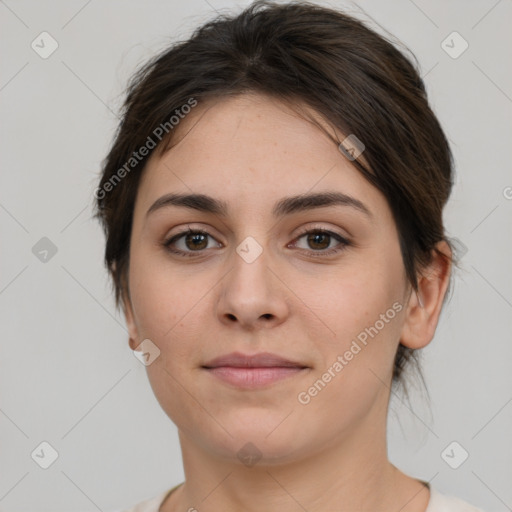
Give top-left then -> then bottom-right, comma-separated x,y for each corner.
1,0 -> 511,511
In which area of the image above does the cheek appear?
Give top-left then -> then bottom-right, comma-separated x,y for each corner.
295,290 -> 405,439
127,251 -> 216,393
308,252 -> 406,397
317,263 -> 404,341
128,257 -> 209,430
129,249 -> 199,340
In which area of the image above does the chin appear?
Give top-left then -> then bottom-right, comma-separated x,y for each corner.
214,435 -> 306,467
199,414 -> 311,465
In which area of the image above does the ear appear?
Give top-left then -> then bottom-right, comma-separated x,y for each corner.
112,261 -> 139,351
122,291 -> 140,351
400,240 -> 452,350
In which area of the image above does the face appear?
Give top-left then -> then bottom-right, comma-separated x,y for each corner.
123,93 -> 414,463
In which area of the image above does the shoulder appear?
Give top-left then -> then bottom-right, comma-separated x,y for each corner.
110,487 -> 175,512
103,484 -> 486,512
427,487 -> 486,512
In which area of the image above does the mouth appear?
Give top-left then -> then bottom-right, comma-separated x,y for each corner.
201,352 -> 310,390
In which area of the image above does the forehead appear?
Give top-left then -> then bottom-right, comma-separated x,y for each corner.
134,93 -> 387,220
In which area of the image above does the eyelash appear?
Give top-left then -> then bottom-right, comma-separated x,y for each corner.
162,226 -> 350,258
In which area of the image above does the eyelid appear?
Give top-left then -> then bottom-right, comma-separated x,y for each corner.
163,223 -> 223,244
292,223 -> 350,241
290,225 -> 350,256
162,223 -> 351,257
163,226 -> 222,257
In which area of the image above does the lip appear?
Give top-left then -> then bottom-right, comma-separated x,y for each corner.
202,351 -> 308,369
202,352 -> 309,390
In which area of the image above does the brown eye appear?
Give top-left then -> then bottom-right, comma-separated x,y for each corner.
292,228 -> 350,257
306,232 -> 331,250
184,232 -> 208,250
163,229 -> 221,257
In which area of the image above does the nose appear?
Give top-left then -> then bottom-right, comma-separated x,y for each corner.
216,241 -> 289,331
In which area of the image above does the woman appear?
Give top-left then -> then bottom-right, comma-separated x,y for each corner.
95,1 -> 484,511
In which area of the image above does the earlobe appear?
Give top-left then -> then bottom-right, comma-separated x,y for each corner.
400,241 -> 452,350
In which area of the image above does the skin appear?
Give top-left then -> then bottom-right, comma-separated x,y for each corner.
121,93 -> 451,512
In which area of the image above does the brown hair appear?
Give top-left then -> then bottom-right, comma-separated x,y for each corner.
94,0 -> 455,394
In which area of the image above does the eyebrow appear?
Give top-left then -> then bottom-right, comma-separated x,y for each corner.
146,191 -> 372,220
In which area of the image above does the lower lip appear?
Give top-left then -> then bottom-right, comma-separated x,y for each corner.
204,366 -> 307,389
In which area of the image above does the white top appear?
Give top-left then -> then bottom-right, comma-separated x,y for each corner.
113,484 -> 486,512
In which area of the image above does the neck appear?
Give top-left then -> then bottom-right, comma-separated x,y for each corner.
162,405 -> 430,512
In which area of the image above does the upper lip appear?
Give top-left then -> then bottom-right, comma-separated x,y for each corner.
202,352 -> 308,369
